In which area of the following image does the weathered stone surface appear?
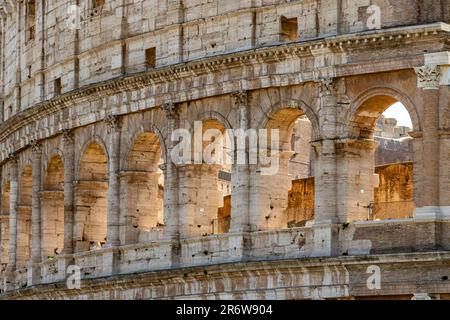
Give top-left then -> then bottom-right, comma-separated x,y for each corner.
0,0 -> 448,300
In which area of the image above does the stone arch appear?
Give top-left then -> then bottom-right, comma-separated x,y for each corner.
254,102 -> 316,230
42,154 -> 64,257
177,117 -> 231,236
44,154 -> 64,190
76,135 -> 109,179
44,148 -> 64,170
78,142 -> 108,181
123,130 -> 165,172
74,141 -> 109,252
341,87 -> 418,221
195,111 -> 233,130
347,87 -> 420,138
120,131 -> 165,244
258,99 -> 320,140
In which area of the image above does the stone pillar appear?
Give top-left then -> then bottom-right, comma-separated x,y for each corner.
177,163 -> 221,238
105,115 -> 121,247
248,150 -> 294,231
119,171 -> 162,244
413,66 -> 442,219
30,141 -> 42,263
311,78 -> 340,257
162,103 -> 181,240
314,78 -> 339,224
62,129 -> 75,254
230,90 -> 251,233
335,139 -> 379,222
28,141 -> 42,285
7,154 -> 18,272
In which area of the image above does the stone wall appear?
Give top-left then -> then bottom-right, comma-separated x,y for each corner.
2,0 -> 450,122
373,162 -> 415,220
286,177 -> 314,227
0,0 -> 448,300
286,163 -> 415,223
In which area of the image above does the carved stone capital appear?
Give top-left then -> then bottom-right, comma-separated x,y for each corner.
62,129 -> 74,144
162,102 -> 180,119
30,139 -> 42,154
104,114 -> 121,132
318,78 -> 335,95
414,66 -> 441,90
7,152 -> 18,162
231,90 -> 251,106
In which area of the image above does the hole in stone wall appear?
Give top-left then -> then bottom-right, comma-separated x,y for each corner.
93,0 -> 105,8
280,16 -> 298,42
27,0 -> 36,42
145,47 -> 156,69
54,78 -> 62,96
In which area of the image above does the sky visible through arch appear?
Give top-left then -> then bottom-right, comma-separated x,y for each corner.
382,102 -> 413,129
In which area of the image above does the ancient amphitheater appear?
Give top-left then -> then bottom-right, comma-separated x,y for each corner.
0,0 -> 449,300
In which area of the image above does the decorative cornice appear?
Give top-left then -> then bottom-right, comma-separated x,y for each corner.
414,66 -> 441,90
162,102 -> 180,119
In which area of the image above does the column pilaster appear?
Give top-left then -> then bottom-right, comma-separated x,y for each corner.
7,154 -> 18,272
28,140 -> 42,285
105,115 -> 121,247
62,129 -> 75,254
314,78 -> 339,225
413,66 -> 442,219
162,103 -> 181,241
230,90 -> 251,233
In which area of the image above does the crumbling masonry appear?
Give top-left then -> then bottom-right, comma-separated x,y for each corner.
0,0 -> 449,300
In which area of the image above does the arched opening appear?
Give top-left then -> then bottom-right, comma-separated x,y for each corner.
0,180 -> 10,270
177,119 -> 231,237
262,108 -> 314,229
121,132 -> 164,244
74,143 -> 108,252
17,165 -> 32,268
42,155 -> 64,258
346,98 -> 415,221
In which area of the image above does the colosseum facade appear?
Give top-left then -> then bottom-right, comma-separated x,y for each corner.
0,0 -> 449,300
